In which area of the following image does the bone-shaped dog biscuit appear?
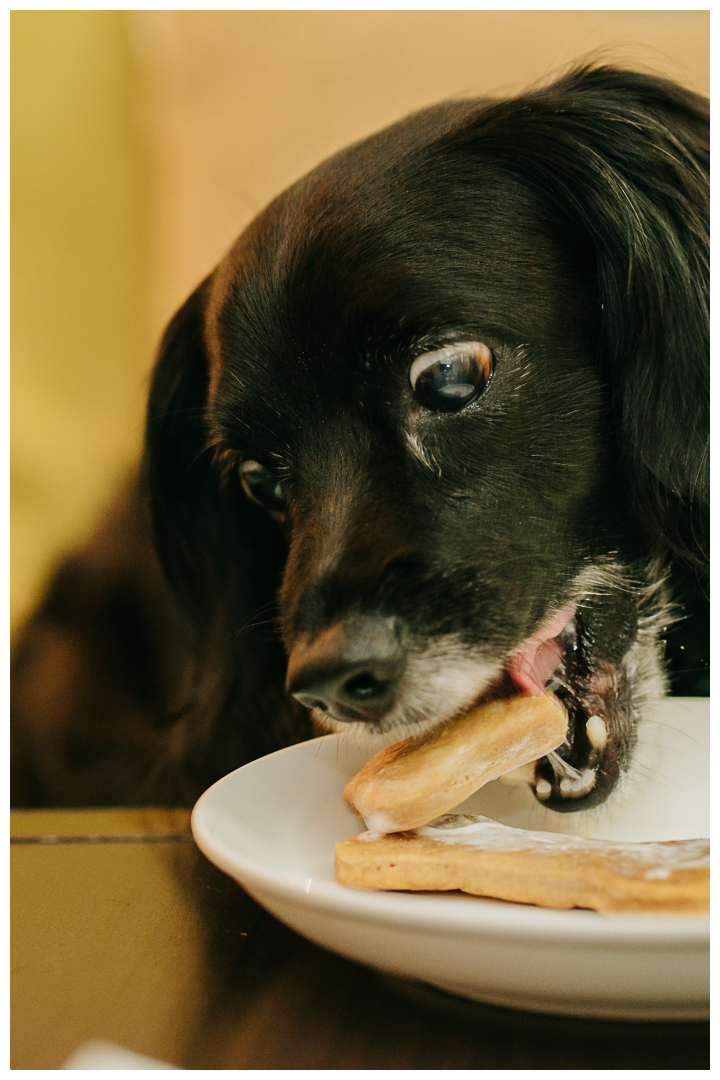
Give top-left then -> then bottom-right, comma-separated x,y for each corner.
335,815 -> 710,912
343,694 -> 567,833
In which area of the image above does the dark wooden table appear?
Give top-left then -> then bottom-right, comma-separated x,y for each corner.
11,809 -> 709,1069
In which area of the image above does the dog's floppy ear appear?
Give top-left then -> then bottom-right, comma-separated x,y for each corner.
144,278 -> 302,785
145,276 -> 286,631
461,67 -> 709,570
573,69 -> 709,573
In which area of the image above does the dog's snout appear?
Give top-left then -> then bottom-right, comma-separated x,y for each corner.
286,615 -> 406,722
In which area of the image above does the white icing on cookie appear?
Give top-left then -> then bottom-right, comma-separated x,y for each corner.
408,814 -> 709,880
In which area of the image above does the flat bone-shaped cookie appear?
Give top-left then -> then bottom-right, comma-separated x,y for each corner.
335,815 -> 710,912
343,694 -> 567,833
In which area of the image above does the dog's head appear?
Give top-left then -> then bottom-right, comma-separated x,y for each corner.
146,66 -> 708,808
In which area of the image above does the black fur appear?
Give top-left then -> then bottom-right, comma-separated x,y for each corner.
12,65 -> 708,808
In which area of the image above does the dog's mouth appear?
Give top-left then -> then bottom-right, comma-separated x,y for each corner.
298,589 -> 647,814
482,603 -> 634,812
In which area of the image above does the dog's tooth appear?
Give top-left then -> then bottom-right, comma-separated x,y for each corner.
586,715 -> 608,751
558,768 -> 596,798
535,779 -> 552,800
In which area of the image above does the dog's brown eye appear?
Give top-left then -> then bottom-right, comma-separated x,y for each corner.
409,342 -> 493,412
238,461 -> 286,514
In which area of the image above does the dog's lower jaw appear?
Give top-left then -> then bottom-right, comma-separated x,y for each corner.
535,600 -> 668,812
537,640 -> 644,811
501,567 -> 669,811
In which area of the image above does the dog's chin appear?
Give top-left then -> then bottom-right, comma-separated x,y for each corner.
312,587 -> 665,814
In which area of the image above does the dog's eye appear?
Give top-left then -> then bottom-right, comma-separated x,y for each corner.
238,461 -> 286,513
409,342 -> 493,412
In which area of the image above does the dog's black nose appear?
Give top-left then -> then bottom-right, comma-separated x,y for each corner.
286,615 -> 406,722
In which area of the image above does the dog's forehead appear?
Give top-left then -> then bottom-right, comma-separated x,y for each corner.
206,101 -> 596,447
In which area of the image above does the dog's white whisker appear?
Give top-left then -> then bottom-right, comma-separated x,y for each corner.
404,430 -> 435,472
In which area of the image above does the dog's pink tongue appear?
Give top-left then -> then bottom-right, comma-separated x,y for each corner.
508,604 -> 575,697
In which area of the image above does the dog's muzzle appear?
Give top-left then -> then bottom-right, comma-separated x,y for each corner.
285,615 -> 406,722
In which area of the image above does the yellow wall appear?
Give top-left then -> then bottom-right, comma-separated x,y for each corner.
11,10 -> 709,630
11,11 -> 150,626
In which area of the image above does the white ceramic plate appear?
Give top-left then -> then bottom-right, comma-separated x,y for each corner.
192,697 -> 709,1021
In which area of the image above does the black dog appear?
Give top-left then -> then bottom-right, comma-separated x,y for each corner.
11,65 -> 708,809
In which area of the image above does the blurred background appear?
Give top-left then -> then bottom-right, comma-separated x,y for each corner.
11,9 -> 709,630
